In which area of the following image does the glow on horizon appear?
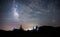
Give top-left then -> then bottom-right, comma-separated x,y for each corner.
24,28 -> 33,31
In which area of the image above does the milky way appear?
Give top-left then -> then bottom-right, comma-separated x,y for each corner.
0,0 -> 60,31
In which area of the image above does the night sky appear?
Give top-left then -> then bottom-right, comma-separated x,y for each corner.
0,0 -> 60,31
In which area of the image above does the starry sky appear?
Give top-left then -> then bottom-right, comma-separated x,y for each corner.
0,0 -> 60,31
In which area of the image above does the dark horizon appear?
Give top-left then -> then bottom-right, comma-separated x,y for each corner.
0,25 -> 60,31
0,26 -> 60,37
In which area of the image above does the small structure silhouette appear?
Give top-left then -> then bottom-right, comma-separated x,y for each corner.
33,26 -> 39,31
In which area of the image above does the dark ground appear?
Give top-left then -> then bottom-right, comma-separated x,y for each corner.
0,26 -> 60,37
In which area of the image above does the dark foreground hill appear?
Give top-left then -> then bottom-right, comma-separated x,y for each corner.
0,26 -> 60,37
